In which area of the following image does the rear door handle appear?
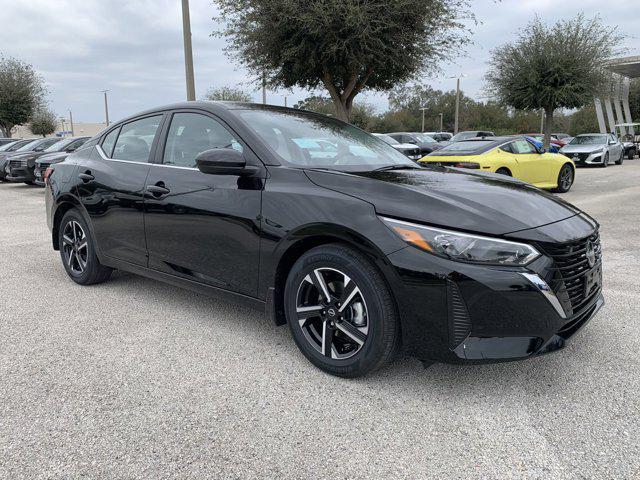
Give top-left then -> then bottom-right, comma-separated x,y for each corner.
78,172 -> 94,182
146,184 -> 170,197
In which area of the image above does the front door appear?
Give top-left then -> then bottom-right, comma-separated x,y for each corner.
76,114 -> 164,266
510,138 -> 548,184
143,111 -> 263,297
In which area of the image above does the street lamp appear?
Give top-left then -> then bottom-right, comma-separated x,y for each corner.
101,90 -> 110,125
420,107 -> 428,132
181,0 -> 196,101
448,74 -> 467,135
439,113 -> 444,132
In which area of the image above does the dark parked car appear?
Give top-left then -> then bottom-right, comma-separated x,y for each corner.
371,133 -> 422,161
46,102 -> 604,378
6,137 -> 87,185
34,137 -> 90,186
388,132 -> 443,155
423,132 -> 453,142
0,138 -> 53,181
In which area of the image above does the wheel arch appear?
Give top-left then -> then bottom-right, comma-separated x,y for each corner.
51,195 -> 96,253
270,225 -> 400,329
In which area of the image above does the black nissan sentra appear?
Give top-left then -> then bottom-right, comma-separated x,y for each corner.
45,102 -> 604,377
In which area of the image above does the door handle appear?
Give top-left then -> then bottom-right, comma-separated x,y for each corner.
78,172 -> 94,182
146,183 -> 170,197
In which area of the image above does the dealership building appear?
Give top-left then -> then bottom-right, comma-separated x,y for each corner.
595,55 -> 640,136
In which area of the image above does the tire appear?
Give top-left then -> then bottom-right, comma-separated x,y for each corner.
58,209 -> 112,285
600,152 -> 609,168
553,164 -> 574,193
496,167 -> 512,176
616,150 -> 624,165
284,244 -> 399,378
628,149 -> 636,160
24,181 -> 33,185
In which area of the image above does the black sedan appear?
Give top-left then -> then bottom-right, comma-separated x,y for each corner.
6,136 -> 88,185
45,102 -> 604,377
33,137 -> 90,186
0,139 -> 39,180
387,132 -> 444,155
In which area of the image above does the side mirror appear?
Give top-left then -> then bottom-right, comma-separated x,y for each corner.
196,148 -> 255,176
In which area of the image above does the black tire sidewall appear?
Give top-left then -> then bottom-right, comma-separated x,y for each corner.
58,209 -> 100,284
556,164 -> 573,193
284,246 -> 396,377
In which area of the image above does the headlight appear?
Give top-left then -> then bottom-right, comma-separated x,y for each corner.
591,148 -> 604,154
381,217 -> 540,266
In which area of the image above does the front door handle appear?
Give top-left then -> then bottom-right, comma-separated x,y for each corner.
146,183 -> 170,197
78,172 -> 94,182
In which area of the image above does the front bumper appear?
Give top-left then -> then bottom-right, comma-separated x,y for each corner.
563,152 -> 604,166
6,165 -> 35,183
384,242 -> 604,364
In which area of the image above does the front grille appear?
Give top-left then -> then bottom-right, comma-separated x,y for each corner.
9,159 -> 26,168
563,153 -> 590,162
540,232 -> 602,316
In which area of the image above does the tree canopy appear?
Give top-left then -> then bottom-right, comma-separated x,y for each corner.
486,15 -> 623,148
204,85 -> 252,102
0,56 -> 46,138
29,108 -> 57,137
213,0 -> 472,121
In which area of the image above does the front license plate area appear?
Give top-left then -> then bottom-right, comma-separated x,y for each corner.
584,265 -> 602,297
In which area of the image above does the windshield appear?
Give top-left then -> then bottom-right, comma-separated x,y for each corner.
44,137 -> 76,152
570,135 -> 607,145
450,132 -> 479,142
414,134 -> 436,143
238,109 -> 415,171
373,134 -> 399,145
16,139 -> 43,152
0,141 -> 18,152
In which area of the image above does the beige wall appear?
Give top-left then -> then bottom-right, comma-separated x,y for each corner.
9,122 -> 107,139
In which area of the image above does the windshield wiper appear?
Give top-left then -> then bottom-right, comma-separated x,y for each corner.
373,164 -> 422,172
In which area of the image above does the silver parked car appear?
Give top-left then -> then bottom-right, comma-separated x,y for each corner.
560,133 -> 625,167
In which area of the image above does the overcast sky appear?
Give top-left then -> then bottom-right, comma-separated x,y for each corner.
0,0 -> 638,123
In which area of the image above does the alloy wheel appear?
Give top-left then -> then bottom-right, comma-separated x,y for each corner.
62,220 -> 88,275
560,166 -> 573,190
295,267 -> 369,360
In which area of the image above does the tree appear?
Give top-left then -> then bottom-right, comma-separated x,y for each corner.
213,0 -> 472,122
293,95 -> 377,130
29,109 -> 57,137
0,56 -> 46,138
486,15 -> 622,149
204,85 -> 252,102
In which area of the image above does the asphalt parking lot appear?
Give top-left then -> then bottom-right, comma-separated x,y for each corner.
1,164 -> 639,479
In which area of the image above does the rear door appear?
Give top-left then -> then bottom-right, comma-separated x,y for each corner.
143,110 -> 263,297
75,114 -> 165,266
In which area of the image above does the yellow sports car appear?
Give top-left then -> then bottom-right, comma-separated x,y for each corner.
419,136 -> 576,193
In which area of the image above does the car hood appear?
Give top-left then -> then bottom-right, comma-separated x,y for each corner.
305,167 -> 581,236
35,152 -> 68,164
560,144 -> 606,154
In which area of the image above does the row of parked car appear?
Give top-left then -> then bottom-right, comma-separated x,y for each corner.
0,136 -> 90,186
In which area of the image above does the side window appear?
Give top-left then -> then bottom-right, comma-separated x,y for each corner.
66,138 -> 87,152
35,139 -> 60,151
112,115 -> 162,163
79,137 -> 99,151
163,113 -> 243,168
512,139 -> 537,154
101,128 -> 120,158
499,142 -> 514,153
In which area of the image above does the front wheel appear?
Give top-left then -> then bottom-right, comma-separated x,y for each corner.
553,164 -> 574,193
284,244 -> 399,378
600,152 -> 609,168
616,150 -> 624,165
627,148 -> 636,160
58,209 -> 112,285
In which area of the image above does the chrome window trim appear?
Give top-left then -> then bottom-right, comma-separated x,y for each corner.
520,273 -> 567,319
96,144 -> 151,165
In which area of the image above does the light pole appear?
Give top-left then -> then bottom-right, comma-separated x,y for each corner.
181,0 -> 196,101
262,72 -> 267,105
447,74 -> 467,135
69,109 -> 74,136
439,113 -> 444,132
420,107 -> 428,133
60,118 -> 66,137
101,90 -> 110,125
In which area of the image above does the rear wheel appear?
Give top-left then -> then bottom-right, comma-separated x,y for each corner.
628,148 -> 637,160
58,209 -> 112,285
553,164 -> 574,193
284,244 -> 399,378
496,167 -> 512,176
